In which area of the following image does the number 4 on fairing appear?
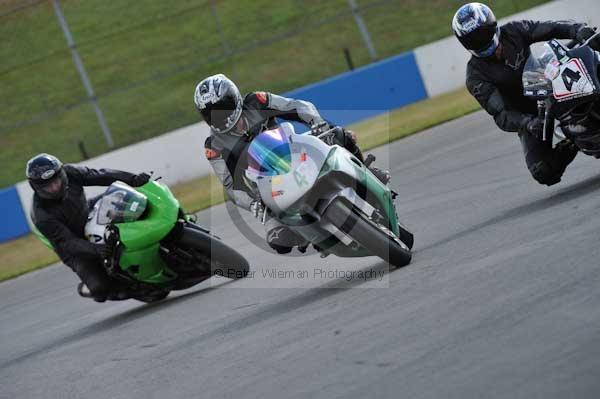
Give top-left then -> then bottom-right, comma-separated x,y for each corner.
554,59 -> 595,100
561,67 -> 582,91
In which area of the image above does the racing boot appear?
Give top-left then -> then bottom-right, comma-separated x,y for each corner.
107,290 -> 134,301
77,282 -> 93,298
77,282 -> 107,302
296,237 -> 310,253
106,281 -> 136,301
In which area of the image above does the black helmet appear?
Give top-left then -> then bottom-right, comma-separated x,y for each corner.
452,3 -> 500,58
193,74 -> 243,134
26,153 -> 69,200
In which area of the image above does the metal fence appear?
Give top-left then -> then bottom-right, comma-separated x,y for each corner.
0,0 -> 545,186
1,0 -> 392,142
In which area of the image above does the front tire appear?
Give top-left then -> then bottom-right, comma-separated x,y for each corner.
178,226 -> 250,280
324,200 -> 412,267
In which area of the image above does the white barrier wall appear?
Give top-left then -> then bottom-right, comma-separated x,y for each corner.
415,0 -> 600,97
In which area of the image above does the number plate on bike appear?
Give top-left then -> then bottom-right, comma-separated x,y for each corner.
552,59 -> 595,101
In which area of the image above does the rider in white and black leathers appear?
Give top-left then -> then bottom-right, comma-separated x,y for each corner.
453,3 -> 600,186
195,74 -> 390,254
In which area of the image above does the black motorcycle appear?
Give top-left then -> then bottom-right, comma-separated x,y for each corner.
522,33 -> 600,156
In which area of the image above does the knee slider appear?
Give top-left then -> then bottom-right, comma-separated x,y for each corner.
88,284 -> 109,300
530,161 -> 561,186
268,242 -> 293,254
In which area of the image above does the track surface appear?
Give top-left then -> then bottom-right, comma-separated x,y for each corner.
2,111 -> 600,399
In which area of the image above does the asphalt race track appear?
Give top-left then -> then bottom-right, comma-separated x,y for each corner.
2,111 -> 600,399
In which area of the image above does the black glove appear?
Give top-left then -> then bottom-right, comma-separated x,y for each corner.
524,116 -> 545,140
310,121 -> 331,135
576,26 -> 600,50
95,243 -> 113,260
342,127 -> 357,143
576,26 -> 596,42
331,126 -> 348,146
131,172 -> 151,187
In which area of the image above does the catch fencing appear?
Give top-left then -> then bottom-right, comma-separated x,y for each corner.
4,0 -> 596,242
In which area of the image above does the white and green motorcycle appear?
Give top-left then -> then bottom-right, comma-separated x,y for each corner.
245,122 -> 413,267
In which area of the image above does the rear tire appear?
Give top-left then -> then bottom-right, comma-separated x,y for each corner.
324,200 -> 412,268
178,226 -> 250,280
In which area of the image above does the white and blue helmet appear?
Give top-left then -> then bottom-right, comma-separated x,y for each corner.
452,3 -> 500,58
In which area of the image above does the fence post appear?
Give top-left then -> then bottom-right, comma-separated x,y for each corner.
52,0 -> 114,148
347,0 -> 378,61
343,47 -> 355,70
209,0 -> 239,81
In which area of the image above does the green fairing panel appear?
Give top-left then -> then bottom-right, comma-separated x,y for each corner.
364,170 -> 399,235
120,244 -> 177,283
115,182 -> 180,283
116,182 -> 179,250
321,149 -> 399,236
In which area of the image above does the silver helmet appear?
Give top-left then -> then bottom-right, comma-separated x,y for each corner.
194,74 -> 243,134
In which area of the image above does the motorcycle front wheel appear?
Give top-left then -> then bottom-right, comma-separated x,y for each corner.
324,199 -> 412,268
177,225 -> 250,279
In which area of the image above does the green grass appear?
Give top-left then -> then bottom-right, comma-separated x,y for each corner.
0,87 -> 479,282
0,234 -> 59,281
0,0 -> 549,187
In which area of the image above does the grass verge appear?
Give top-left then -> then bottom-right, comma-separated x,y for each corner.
0,87 -> 479,282
0,0 -> 548,187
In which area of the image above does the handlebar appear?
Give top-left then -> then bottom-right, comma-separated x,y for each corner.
310,123 -> 344,146
567,29 -> 600,50
566,39 -> 579,50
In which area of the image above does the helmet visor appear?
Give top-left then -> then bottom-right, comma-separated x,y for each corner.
200,96 -> 242,133
31,169 -> 68,200
463,25 -> 499,57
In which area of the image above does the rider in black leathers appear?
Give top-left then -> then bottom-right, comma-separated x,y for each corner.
195,74 -> 390,254
27,153 -> 151,301
453,3 -> 600,185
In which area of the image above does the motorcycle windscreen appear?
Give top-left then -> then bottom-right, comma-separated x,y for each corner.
96,182 -> 148,225
247,127 -> 292,176
522,43 -> 558,97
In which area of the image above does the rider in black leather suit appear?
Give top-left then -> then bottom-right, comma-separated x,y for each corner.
453,3 -> 600,185
27,153 -> 150,301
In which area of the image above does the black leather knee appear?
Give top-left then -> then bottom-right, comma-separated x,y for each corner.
529,161 -> 561,186
266,226 -> 297,254
70,260 -> 111,300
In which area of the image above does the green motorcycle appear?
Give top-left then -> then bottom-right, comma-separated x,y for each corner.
35,180 -> 249,302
